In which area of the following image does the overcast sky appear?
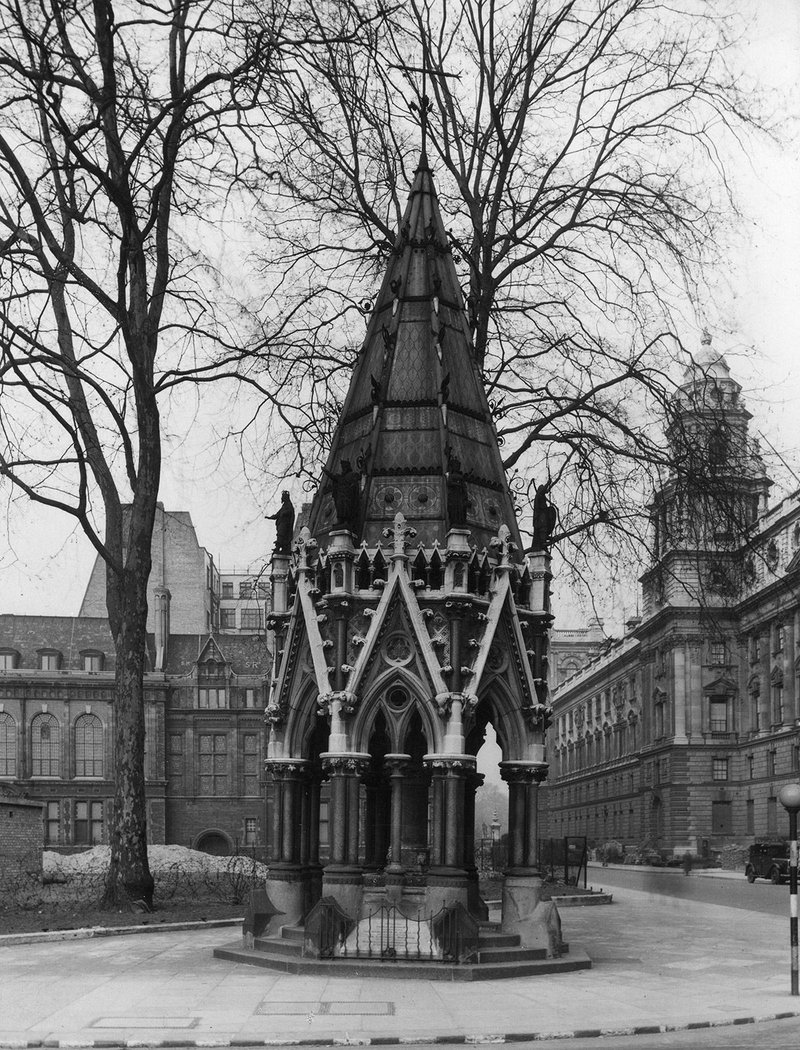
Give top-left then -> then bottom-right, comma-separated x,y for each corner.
2,2 -> 799,628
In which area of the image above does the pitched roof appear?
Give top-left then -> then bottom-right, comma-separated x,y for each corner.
0,614 -> 115,669
307,155 -> 521,553
0,616 -> 270,677
163,633 -> 271,677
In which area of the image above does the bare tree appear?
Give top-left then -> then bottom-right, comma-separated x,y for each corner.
248,0 -> 771,603
0,0 -> 368,905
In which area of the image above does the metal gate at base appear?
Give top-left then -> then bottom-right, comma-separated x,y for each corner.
303,897 -> 480,963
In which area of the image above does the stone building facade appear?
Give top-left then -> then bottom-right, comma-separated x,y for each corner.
0,511 -> 271,855
549,620 -> 606,688
545,347 -> 800,857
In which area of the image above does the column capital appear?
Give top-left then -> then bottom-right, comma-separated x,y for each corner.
265,758 -> 311,781
384,752 -> 411,774
424,753 -> 477,774
499,761 -> 548,784
435,690 -> 478,719
317,689 -> 360,717
321,752 -> 370,775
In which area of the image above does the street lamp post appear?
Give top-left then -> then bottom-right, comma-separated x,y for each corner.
778,783 -> 800,996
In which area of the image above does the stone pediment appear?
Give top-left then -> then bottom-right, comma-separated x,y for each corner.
345,570 -> 448,701
353,590 -> 438,702
702,675 -> 737,695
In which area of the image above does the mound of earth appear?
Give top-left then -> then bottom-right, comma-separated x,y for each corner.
43,844 -> 268,880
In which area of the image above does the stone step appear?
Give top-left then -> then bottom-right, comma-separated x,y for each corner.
477,945 -> 548,963
477,930 -> 521,948
213,940 -> 591,981
281,924 -> 305,942
254,934 -> 302,957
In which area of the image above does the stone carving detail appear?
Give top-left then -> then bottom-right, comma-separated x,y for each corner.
500,763 -> 548,784
486,644 -> 505,673
317,690 -> 360,717
490,522 -> 517,565
383,633 -> 413,665
382,511 -> 417,553
321,754 -> 369,775
434,690 -> 478,719
426,611 -> 450,664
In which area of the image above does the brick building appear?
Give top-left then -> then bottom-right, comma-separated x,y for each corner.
544,344 -> 800,857
0,510 -> 271,855
0,786 -> 44,870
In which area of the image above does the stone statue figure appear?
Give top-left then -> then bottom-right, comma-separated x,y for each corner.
324,459 -> 361,531
446,450 -> 468,527
531,483 -> 558,550
266,491 -> 295,552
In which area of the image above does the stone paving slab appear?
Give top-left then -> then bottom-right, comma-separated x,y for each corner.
0,886 -> 799,1047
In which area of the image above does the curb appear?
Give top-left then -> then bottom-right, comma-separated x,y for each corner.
550,894 -> 613,907
0,917 -> 243,948
1,1012 -> 799,1047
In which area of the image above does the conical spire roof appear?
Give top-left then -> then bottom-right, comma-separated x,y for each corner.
307,156 -> 522,553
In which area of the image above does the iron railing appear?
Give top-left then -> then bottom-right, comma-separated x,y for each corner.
303,897 -> 479,963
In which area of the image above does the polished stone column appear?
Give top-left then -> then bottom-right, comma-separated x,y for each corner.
464,771 -> 488,920
500,762 -> 547,875
362,771 -> 381,871
385,754 -> 410,879
424,756 -> 474,914
263,759 -> 310,928
500,761 -> 548,939
301,769 -> 324,914
321,753 -> 369,920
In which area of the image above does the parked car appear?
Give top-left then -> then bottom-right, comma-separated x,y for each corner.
745,841 -> 790,884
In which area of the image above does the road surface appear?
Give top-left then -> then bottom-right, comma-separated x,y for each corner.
583,862 -> 790,916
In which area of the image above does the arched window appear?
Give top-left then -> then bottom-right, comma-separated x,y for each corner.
0,712 -> 16,776
708,427 -> 728,469
74,713 -> 104,777
31,713 -> 60,776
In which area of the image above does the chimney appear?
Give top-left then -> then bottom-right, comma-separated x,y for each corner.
153,587 -> 171,671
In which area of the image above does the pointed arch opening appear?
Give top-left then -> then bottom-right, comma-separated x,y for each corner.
467,701 -> 508,875
399,709 -> 430,867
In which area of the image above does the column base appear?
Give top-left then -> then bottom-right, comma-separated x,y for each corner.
501,874 -> 563,958
424,872 -> 469,916
263,867 -> 307,934
466,869 -> 489,921
303,864 -> 324,917
321,868 -> 363,921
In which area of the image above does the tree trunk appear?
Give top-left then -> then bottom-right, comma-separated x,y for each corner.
101,621 -> 153,911
101,426 -> 160,908
103,612 -> 155,908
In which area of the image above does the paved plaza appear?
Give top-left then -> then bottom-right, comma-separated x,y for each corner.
1,880 -> 799,1047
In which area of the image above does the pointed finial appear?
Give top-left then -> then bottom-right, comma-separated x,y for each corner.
490,522 -> 516,566
382,511 -> 417,556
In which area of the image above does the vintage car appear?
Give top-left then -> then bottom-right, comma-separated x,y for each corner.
745,841 -> 790,884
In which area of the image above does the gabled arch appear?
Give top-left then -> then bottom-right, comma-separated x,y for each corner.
285,676 -> 325,757
352,665 -> 439,754
472,673 -> 529,761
